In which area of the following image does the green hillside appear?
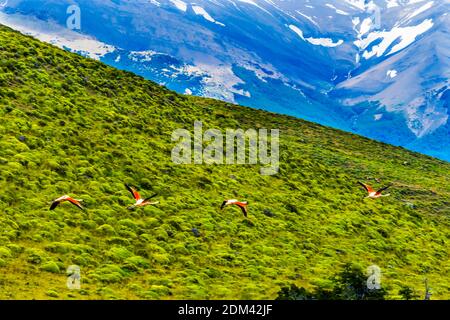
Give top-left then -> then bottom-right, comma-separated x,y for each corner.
0,25 -> 449,300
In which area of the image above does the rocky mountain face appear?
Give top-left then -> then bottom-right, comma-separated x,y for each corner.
0,0 -> 448,160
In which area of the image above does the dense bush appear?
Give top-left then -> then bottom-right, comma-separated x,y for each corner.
277,264 -> 388,300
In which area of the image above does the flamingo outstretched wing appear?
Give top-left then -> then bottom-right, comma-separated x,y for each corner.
143,193 -> 158,202
220,201 -> 227,210
67,197 -> 84,210
358,182 -> 374,193
49,201 -> 60,210
237,204 -> 248,217
125,184 -> 141,200
376,184 -> 392,195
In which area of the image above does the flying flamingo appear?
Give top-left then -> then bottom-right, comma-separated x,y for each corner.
50,195 -> 84,210
221,199 -> 249,217
358,182 -> 392,199
125,184 -> 158,210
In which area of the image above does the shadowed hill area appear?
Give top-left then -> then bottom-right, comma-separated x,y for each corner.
0,25 -> 449,300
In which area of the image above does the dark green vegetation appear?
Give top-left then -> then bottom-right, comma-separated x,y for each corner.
0,25 -> 449,300
276,263 -> 389,300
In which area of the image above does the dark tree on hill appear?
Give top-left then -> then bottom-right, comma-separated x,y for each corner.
328,263 -> 388,300
275,284 -> 315,300
399,286 -> 419,300
276,263 -> 388,300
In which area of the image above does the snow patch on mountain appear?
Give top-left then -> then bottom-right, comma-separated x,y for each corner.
295,10 -> 319,27
354,19 -> 434,59
386,69 -> 398,78
386,0 -> 400,8
404,96 -> 448,138
289,24 -> 344,47
170,0 -> 187,12
358,17 -> 374,37
289,24 -> 305,39
398,1 -> 434,25
307,37 -> 344,47
374,114 -> 383,120
344,0 -> 366,10
148,0 -> 161,7
0,12 -> 115,60
325,3 -> 350,15
192,5 -> 225,26
192,62 -> 250,101
128,50 -> 158,62
236,0 -> 272,15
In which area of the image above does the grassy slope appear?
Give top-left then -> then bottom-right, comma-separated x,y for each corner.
0,25 -> 449,300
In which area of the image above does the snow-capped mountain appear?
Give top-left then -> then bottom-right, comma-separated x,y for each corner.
0,0 -> 448,160
331,0 -> 449,160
